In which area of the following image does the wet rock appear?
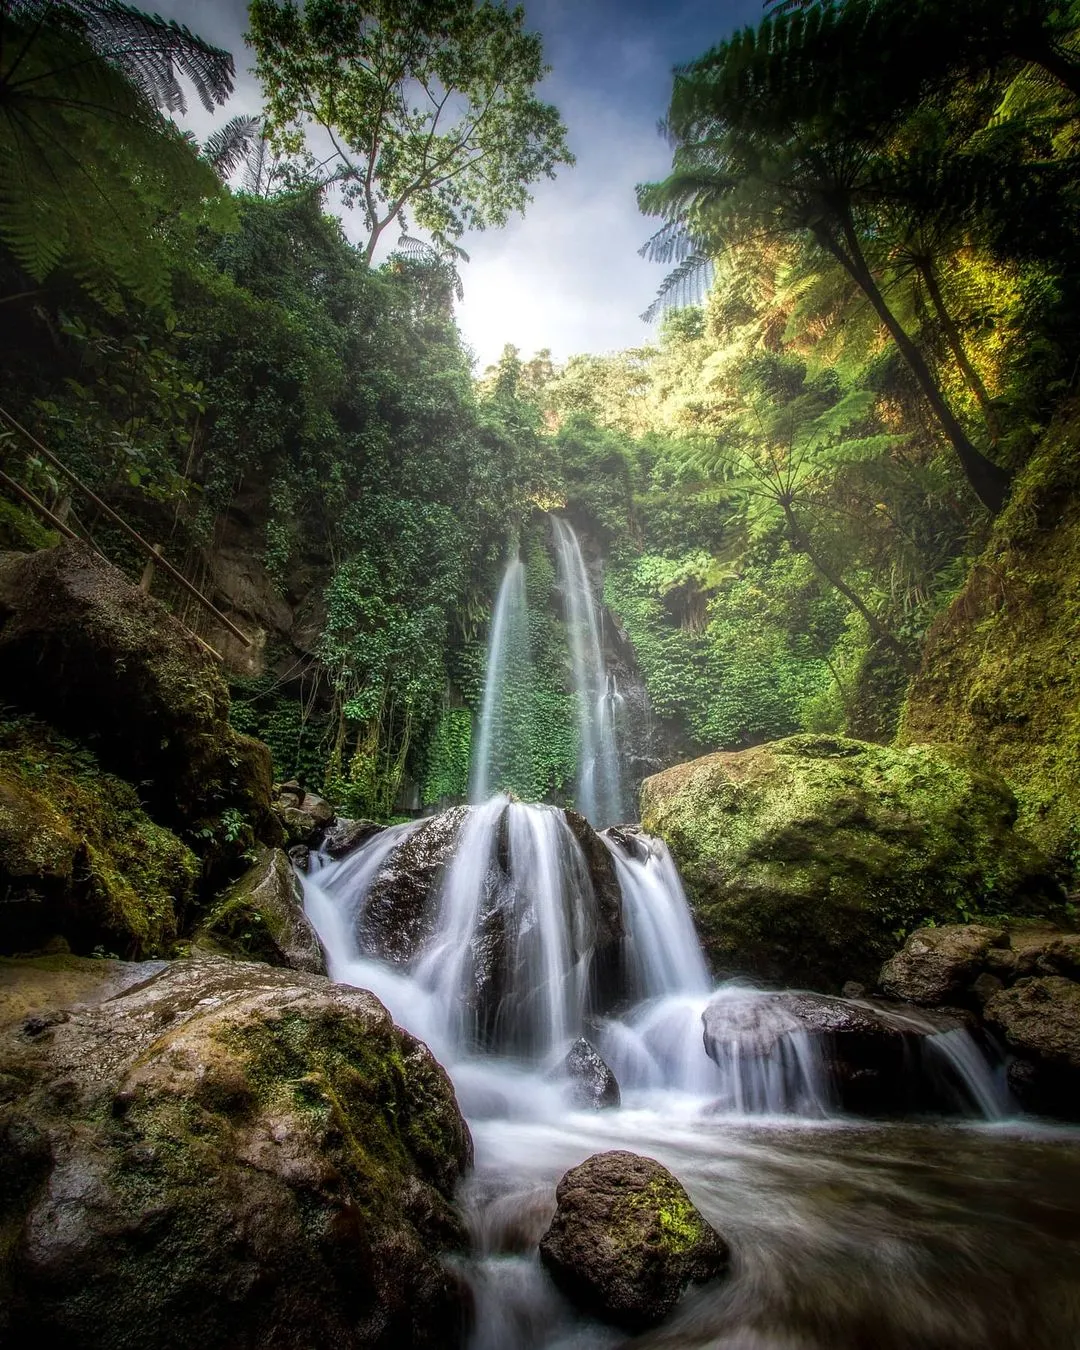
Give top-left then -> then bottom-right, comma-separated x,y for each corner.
842,981 -> 868,1000
702,989 -> 971,1116
983,976 -> 1080,1120
640,736 -> 1060,991
564,809 -> 623,942
0,956 -> 472,1348
560,1037 -> 620,1109
322,817 -> 384,859
1036,934 -> 1080,980
274,789 -> 335,848
288,844 -> 310,872
198,845 -> 325,974
602,824 -> 650,863
360,809 -> 466,965
880,924 -> 1009,1007
538,1150 -> 728,1330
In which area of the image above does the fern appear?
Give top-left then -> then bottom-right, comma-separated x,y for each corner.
0,1 -> 235,307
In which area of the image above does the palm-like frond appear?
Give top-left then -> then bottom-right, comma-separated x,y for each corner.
3,0 -> 235,113
203,114 -> 262,179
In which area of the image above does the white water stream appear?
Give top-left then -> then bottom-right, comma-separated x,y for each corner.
295,800 -> 1067,1349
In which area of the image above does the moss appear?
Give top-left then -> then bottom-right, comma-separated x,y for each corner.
901,413 -> 1080,877
0,499 -> 59,552
641,734 -> 1061,990
621,1175 -> 710,1256
0,716 -> 198,955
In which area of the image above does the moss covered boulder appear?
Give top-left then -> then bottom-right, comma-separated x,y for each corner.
538,1150 -> 728,1330
197,845 -> 324,973
0,956 -> 472,1349
0,719 -> 197,956
640,735 -> 1060,991
0,542 -> 279,869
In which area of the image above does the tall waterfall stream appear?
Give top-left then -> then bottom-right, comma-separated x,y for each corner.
302,522 -> 1080,1348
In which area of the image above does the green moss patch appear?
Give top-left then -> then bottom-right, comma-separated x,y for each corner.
0,717 -> 197,955
641,734 -> 1062,990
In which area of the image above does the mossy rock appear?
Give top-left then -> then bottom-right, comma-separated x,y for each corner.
198,845 -> 324,973
901,415 -> 1080,874
640,734 -> 1062,991
539,1150 -> 728,1330
0,542 -> 280,880
0,957 -> 472,1348
0,718 -> 197,957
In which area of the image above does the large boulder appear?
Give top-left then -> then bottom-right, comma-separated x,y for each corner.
640,735 -> 1060,990
0,543 -> 279,867
701,989 -> 974,1116
359,810 -> 467,965
0,956 -> 472,1348
538,1151 -> 728,1330
0,718 -> 198,956
983,976 -> 1080,1119
880,924 -> 1010,1007
197,845 -> 324,974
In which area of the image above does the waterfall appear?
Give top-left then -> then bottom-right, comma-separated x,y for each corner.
470,557 -> 529,803
302,805 -> 1007,1119
551,516 -> 624,826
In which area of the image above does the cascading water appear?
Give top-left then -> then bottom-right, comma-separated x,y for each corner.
470,557 -> 529,804
551,516 -> 624,826
299,803 -> 1075,1349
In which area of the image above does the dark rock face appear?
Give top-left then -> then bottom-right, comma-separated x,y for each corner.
640,735 -> 1061,991
702,990 -> 973,1116
983,976 -> 1080,1118
880,925 -> 1009,1006
323,818 -> 384,859
0,543 -> 279,866
561,1037 -> 621,1109
877,922 -> 1080,1121
538,1151 -> 728,1331
198,845 -> 325,974
0,956 -> 472,1349
360,809 -> 467,965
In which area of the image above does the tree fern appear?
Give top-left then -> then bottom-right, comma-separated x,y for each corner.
0,1 -> 235,307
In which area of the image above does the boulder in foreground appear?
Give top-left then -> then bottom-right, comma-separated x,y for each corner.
538,1150 -> 728,1330
0,956 -> 472,1349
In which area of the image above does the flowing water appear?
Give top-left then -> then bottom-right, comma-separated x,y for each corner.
471,557 -> 530,803
551,516 -> 624,826
301,804 -> 1080,1349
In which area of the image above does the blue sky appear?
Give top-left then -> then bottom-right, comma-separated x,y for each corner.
167,0 -> 761,369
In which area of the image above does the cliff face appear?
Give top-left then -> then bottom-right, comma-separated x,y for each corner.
901,414 -> 1080,873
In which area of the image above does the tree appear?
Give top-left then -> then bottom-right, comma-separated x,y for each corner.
247,0 -> 574,265
638,8 -> 1027,513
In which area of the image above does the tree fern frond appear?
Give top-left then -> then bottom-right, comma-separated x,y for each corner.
641,253 -> 715,323
6,0 -> 236,113
203,114 -> 262,179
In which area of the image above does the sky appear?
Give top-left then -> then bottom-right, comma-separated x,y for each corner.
164,0 -> 762,371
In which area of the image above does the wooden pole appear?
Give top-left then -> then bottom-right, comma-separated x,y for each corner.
0,404 -> 252,647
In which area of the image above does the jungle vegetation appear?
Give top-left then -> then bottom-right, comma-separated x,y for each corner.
1,0 -> 1079,830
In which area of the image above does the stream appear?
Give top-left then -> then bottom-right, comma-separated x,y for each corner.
301,803 -> 1080,1350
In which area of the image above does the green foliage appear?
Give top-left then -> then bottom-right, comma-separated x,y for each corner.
247,0 -> 574,261
0,2 -> 235,310
422,706 -> 472,806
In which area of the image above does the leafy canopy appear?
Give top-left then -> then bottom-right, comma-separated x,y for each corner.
247,0 -> 574,263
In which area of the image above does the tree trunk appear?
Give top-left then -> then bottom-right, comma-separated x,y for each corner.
917,259 -> 1001,444
782,503 -> 917,675
818,217 -> 1011,514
